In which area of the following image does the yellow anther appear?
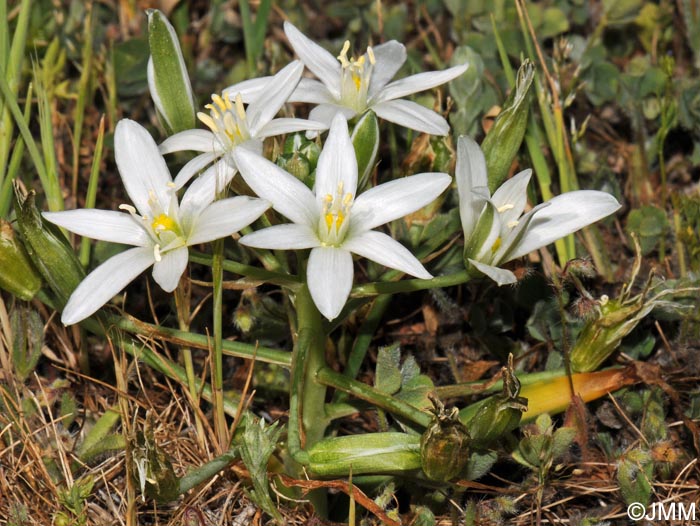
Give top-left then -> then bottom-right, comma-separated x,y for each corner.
119,204 -> 136,214
367,46 -> 376,65
338,40 -> 351,67
197,112 -> 218,133
497,203 -> 515,213
212,94 -> 228,112
343,193 -> 353,206
506,220 -> 519,229
325,213 -> 334,231
235,94 -> 246,121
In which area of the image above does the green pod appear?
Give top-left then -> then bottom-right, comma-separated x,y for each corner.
481,60 -> 535,192
13,184 -> 85,309
420,405 -> 470,482
0,219 -> 42,300
460,357 -> 527,450
307,432 -> 421,476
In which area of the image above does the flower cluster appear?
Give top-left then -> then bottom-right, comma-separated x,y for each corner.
45,18 -> 620,325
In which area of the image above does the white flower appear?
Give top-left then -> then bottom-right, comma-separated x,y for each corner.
456,136 -> 621,286
234,114 -> 451,320
225,22 -> 468,136
158,60 -> 327,189
44,119 -> 270,325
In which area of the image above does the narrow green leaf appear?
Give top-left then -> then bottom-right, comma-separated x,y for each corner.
352,110 -> 380,191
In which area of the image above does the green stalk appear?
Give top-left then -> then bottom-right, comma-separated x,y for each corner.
79,115 -> 104,266
351,269 -> 474,297
211,238 -> 227,450
113,316 -> 291,366
317,367 -> 432,428
71,2 -> 94,199
188,250 -> 299,288
174,275 -> 206,447
239,0 -> 271,76
0,82 -> 32,217
295,283 -> 328,449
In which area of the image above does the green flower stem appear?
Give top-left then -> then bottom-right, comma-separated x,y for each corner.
351,270 -> 474,297
174,276 -> 206,446
211,238 -> 228,450
178,448 -> 239,494
113,316 -> 291,367
316,367 -> 432,428
295,284 -> 328,450
435,368 -> 570,399
119,334 -> 242,417
189,251 -> 299,289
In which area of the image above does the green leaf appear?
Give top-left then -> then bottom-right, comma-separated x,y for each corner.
375,343 -> 402,395
481,60 -> 535,191
147,9 -> 195,134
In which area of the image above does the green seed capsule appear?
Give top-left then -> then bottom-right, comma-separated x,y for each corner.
13,184 -> 85,309
420,398 -> 471,482
0,219 -> 42,300
307,432 -> 421,476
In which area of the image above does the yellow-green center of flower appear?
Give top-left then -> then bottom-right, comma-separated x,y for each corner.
337,41 -> 375,113
490,203 -> 519,254
319,182 -> 354,246
197,93 -> 251,151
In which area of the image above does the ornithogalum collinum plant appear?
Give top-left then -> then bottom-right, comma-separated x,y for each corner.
7,9 -> 636,519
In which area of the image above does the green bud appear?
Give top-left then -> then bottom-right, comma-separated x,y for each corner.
13,183 -> 85,309
0,219 -> 42,300
276,152 -> 311,182
420,397 -> 471,482
481,60 -> 535,191
307,432 -> 421,476
461,355 -> 528,450
352,110 -> 379,191
147,9 -> 195,134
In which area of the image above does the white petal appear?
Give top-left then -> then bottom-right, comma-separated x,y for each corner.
455,135 -> 490,240
307,247 -> 353,320
233,146 -> 317,227
159,129 -> 219,154
284,21 -> 341,98
172,152 -> 220,189
490,169 -> 532,228
152,246 -> 188,292
43,209 -> 151,246
373,63 -> 469,104
240,223 -> 320,249
507,191 -> 621,261
468,258 -> 518,286
343,230 -> 431,279
350,172 -> 451,232
222,76 -> 273,103
187,196 -> 270,245
315,114 -> 358,204
256,118 -> 328,139
247,61 -> 304,136
368,41 -> 407,98
307,103 -> 358,133
288,78 -> 336,104
372,99 -> 449,135
115,119 -> 174,216
61,246 -> 154,325
179,159 -> 236,220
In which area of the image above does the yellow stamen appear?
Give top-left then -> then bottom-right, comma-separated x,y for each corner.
338,41 -> 351,67
153,244 -> 162,262
507,220 -> 519,228
325,213 -> 334,231
235,94 -> 246,121
352,73 -> 361,90
497,203 -> 514,213
197,112 -> 218,133
336,211 -> 345,228
367,46 -> 376,65
212,93 -> 227,112
491,237 -> 502,253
